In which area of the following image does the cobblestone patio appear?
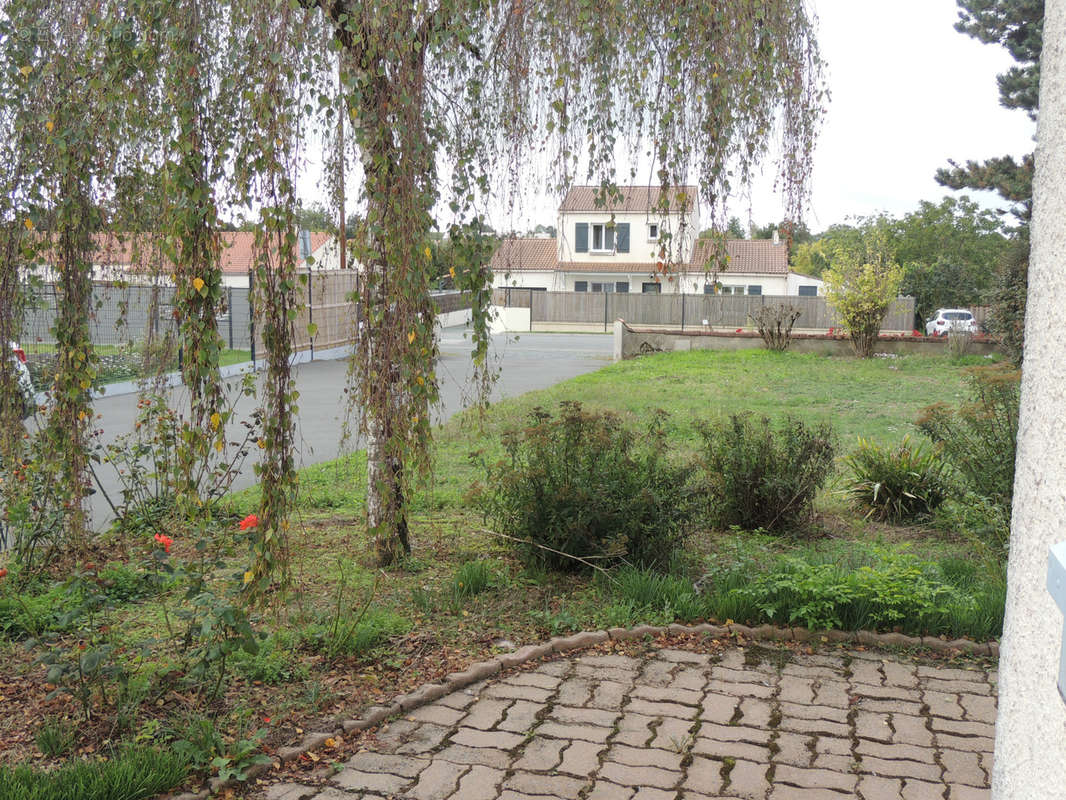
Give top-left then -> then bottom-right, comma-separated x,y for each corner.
264,644 -> 997,800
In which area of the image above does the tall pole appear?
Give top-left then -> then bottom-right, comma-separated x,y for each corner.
992,3 -> 1066,795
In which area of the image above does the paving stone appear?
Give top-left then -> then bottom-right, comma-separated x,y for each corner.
437,690 -> 477,710
460,698 -> 512,730
550,704 -> 620,727
700,692 -> 741,724
614,712 -> 656,747
717,649 -> 748,670
881,660 -> 918,688
767,785 -> 851,798
660,648 -> 710,664
771,732 -> 813,767
625,697 -> 700,719
891,713 -> 933,747
608,743 -> 684,771
558,740 -> 605,776
901,778 -> 947,799
395,722 -> 451,754
854,697 -> 924,716
556,677 -> 595,706
935,733 -> 995,753
632,788 -> 678,800
632,684 -> 704,706
640,660 -> 676,687
590,680 -> 631,710
587,781 -> 636,800
921,678 -> 991,695
408,703 -> 466,726
958,693 -> 997,724
342,752 -> 430,777
725,759 -> 770,799
851,682 -> 916,700
454,765 -> 505,800
856,775 -> 904,800
434,744 -> 512,768
482,682 -> 554,703
855,710 -> 892,742
683,755 -> 725,795
947,786 -> 991,799
580,654 -> 643,670
856,740 -> 937,764
782,663 -> 839,681
705,678 -> 775,698
451,726 -> 526,750
505,770 -> 588,797
930,717 -> 995,738
776,675 -> 816,705
777,715 -> 850,738
692,737 -> 770,763
576,664 -> 642,684
648,716 -> 697,751
671,667 -> 710,692
403,760 -> 466,800
772,764 -> 856,792
536,659 -> 572,677
848,659 -> 884,686
333,769 -> 413,795
698,722 -> 771,745
916,665 -> 985,682
737,697 -> 773,728
713,666 -> 769,684
504,670 -> 564,690
599,761 -> 682,790
777,701 -> 849,723
858,755 -> 942,782
513,737 -> 565,771
923,690 -> 965,719
536,721 -> 613,743
498,699 -> 545,733
941,748 -> 986,787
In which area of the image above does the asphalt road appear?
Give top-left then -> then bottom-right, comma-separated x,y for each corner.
84,330 -> 614,530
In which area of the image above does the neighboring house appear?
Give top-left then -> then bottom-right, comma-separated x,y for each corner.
32,231 -> 341,288
491,185 -> 823,297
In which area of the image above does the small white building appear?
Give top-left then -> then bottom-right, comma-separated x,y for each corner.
491,185 -> 823,297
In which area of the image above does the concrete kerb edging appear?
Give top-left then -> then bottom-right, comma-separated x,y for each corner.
170,622 -> 999,799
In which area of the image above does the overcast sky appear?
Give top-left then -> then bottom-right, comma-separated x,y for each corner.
296,0 -> 1037,235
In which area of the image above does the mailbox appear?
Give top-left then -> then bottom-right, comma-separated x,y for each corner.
1048,542 -> 1066,702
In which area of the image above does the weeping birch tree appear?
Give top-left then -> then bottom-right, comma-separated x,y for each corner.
298,0 -> 826,565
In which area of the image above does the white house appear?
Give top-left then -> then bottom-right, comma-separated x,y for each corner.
491,185 -> 823,297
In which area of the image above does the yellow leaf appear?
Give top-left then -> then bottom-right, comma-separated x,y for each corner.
408,330 -> 415,344
323,738 -> 336,748
210,411 -> 221,430
45,120 -> 53,132
79,379 -> 90,390
23,219 -> 33,231
423,245 -> 432,259
243,571 -> 253,584
19,65 -> 31,76
192,276 -> 205,292
257,438 -> 266,449
215,440 -> 223,452
449,267 -> 456,279
416,375 -> 424,386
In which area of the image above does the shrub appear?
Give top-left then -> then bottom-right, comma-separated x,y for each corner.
451,560 -> 494,598
35,718 -> 75,757
749,304 -> 803,351
843,436 -> 951,522
475,402 -> 693,572
696,414 -> 835,532
917,363 -> 1019,510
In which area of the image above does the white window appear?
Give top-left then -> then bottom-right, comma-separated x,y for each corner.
591,223 -> 615,252
648,223 -> 659,241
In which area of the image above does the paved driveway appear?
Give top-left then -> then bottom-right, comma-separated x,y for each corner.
84,331 -> 613,529
261,643 -> 995,800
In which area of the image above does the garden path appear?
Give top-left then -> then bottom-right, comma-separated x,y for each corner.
260,643 -> 995,800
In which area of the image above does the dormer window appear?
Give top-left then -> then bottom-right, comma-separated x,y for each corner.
648,223 -> 659,241
591,223 -> 615,253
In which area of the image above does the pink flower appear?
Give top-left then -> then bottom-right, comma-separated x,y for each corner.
154,533 -> 173,554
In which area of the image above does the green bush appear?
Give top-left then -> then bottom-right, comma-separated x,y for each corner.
917,364 -> 1019,510
843,436 -> 951,521
696,414 -> 835,532
232,632 -> 307,685
0,746 -> 188,800
451,560 -> 494,599
475,402 -> 693,572
299,607 -> 411,659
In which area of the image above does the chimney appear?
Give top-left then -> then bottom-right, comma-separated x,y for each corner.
772,229 -> 780,246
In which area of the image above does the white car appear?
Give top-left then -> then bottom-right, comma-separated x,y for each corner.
8,342 -> 35,419
925,309 -> 978,337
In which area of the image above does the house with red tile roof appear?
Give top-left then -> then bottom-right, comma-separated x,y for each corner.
490,186 -> 823,297
34,231 -> 342,288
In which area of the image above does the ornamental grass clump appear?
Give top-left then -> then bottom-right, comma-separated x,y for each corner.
474,402 -> 693,573
843,436 -> 951,522
696,413 -> 835,533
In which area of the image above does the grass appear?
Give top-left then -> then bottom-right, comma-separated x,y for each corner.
0,348 -> 1006,787
0,747 -> 188,800
25,345 -> 251,387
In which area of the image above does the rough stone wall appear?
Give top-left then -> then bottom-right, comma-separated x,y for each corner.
992,2 -> 1066,795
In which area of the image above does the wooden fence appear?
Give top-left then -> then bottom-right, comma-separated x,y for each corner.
492,289 -> 916,332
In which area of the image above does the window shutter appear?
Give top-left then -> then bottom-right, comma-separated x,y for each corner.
616,223 -> 630,253
575,223 -> 589,253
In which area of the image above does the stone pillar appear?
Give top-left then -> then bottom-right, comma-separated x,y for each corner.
992,2 -> 1066,795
